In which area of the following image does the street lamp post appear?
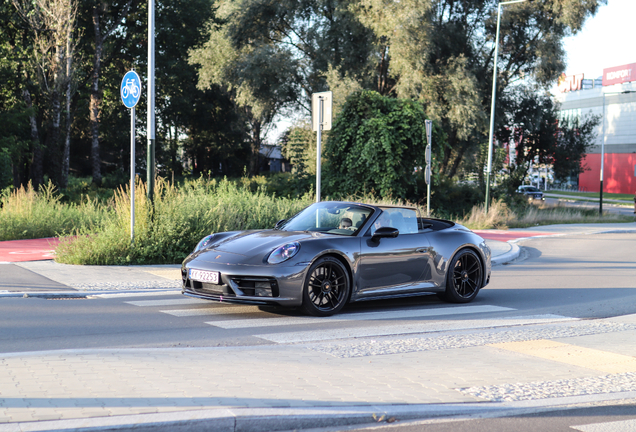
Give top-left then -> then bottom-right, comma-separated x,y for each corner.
147,0 -> 155,203
485,0 -> 532,213
600,89 -> 634,215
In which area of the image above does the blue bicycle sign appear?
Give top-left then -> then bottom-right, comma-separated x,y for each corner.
121,71 -> 142,108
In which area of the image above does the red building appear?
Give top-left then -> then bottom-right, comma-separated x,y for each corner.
556,63 -> 636,195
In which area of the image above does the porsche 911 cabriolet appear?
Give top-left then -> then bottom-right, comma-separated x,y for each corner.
181,201 -> 491,316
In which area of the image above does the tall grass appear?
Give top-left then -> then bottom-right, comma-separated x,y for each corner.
0,181 -> 105,241
55,177 -> 314,265
458,200 -> 633,230
4,177 -> 633,265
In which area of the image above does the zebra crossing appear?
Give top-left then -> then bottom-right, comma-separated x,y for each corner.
122,294 -> 578,344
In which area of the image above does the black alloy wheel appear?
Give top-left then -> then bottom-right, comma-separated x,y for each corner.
439,248 -> 482,303
302,256 -> 350,316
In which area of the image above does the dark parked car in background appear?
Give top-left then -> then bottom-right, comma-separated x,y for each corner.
181,201 -> 491,316
517,185 -> 545,201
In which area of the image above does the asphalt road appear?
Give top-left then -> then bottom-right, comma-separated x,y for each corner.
321,403 -> 636,432
1,233 -> 635,355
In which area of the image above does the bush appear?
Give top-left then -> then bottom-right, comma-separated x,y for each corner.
425,178 -> 484,219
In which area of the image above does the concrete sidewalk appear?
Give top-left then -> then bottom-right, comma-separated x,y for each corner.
1,311 -> 636,431
1,223 -> 636,431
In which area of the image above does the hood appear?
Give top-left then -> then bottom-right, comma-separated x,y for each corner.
194,230 -> 314,264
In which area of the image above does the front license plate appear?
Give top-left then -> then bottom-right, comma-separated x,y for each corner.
189,269 -> 220,284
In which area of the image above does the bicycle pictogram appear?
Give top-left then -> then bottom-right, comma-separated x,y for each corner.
120,70 -> 141,108
122,78 -> 140,99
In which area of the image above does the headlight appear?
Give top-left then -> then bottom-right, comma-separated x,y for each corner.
267,242 -> 300,264
193,234 -> 215,253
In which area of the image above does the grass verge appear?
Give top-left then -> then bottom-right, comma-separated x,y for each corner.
55,177 -> 313,265
459,200 -> 634,230
0,181 -> 105,241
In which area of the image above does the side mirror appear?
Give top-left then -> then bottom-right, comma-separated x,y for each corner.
274,219 -> 286,229
371,226 -> 399,241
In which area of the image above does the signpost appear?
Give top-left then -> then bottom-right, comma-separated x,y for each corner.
311,91 -> 332,202
425,120 -> 433,217
121,70 -> 142,242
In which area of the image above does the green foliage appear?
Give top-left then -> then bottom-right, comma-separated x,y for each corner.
55,177 -> 314,265
0,148 -> 12,189
427,178 -> 485,219
324,90 -> 430,199
496,87 -> 600,189
0,181 -> 105,241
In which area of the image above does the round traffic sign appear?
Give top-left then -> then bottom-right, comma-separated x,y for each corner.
121,70 -> 142,108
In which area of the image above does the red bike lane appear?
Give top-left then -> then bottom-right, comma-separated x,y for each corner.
0,238 -> 63,263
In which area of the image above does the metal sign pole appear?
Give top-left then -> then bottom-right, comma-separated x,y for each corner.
425,120 -> 433,217
316,97 -> 323,203
130,107 -> 136,243
120,69 -> 142,243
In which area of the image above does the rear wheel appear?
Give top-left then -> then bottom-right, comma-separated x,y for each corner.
438,248 -> 482,303
301,256 -> 350,316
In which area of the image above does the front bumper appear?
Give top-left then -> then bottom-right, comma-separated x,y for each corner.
181,259 -> 309,307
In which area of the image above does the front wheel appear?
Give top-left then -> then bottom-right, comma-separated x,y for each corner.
301,256 -> 350,317
438,248 -> 482,303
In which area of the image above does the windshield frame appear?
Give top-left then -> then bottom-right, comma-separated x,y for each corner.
279,202 -> 376,237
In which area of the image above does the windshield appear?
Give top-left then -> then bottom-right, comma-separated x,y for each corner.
522,186 -> 540,192
280,202 -> 374,236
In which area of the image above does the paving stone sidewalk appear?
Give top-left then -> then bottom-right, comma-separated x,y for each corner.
2,223 -> 636,431
1,313 -> 636,428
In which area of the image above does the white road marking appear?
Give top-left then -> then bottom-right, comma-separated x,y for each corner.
571,419 -> 636,432
257,315 -> 578,343
161,305 -> 267,316
205,305 -> 515,329
93,290 -> 180,299
125,298 -> 205,307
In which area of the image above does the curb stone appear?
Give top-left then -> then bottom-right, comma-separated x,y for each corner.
3,392 -> 636,432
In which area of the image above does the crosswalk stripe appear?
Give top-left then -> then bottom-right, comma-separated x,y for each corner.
205,305 -> 515,329
571,419 -> 636,432
161,305 -> 265,317
125,298 -> 205,307
94,290 -> 180,299
257,315 -> 578,343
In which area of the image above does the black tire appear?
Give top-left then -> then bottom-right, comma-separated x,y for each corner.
301,256 -> 350,317
438,248 -> 482,303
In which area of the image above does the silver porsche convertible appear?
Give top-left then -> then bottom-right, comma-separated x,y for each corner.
181,201 -> 491,316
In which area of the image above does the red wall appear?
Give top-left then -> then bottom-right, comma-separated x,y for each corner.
579,153 -> 636,194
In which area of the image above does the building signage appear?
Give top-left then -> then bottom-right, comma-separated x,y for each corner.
603,63 -> 636,86
558,73 -> 584,93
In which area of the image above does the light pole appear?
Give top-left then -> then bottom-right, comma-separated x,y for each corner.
147,0 -> 155,203
599,89 -> 634,215
485,0 -> 533,213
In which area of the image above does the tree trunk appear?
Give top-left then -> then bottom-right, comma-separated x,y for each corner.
90,5 -> 103,186
249,120 -> 261,176
22,89 -> 43,188
61,46 -> 72,188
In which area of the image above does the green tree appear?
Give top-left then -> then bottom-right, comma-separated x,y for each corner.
495,88 -> 599,192
324,90 -> 430,198
192,0 -> 605,181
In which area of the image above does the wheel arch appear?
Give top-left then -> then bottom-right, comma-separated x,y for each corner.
450,244 -> 487,288
310,251 -> 354,302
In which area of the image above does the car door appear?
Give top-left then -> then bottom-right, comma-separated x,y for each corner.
354,208 -> 433,297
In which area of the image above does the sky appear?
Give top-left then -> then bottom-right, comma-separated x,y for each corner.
561,0 -> 636,79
